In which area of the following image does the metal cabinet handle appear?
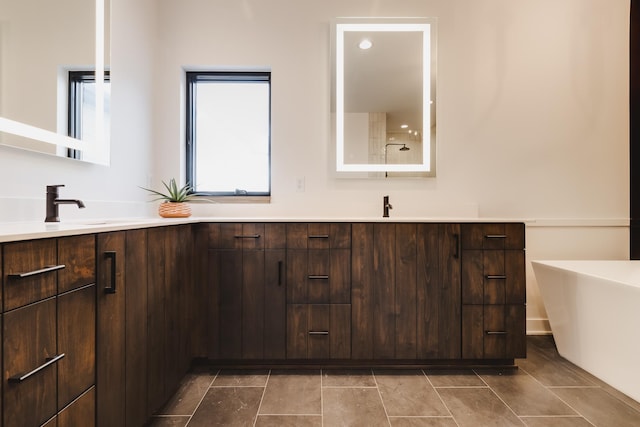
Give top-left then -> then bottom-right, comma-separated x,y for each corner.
453,234 -> 460,259
485,331 -> 508,335
8,264 -> 65,279
234,234 -> 261,239
486,275 -> 507,280
104,251 -> 117,294
8,353 -> 65,383
485,234 -> 507,239
278,261 -> 283,286
308,235 -> 329,239
308,331 -> 329,335
308,275 -> 329,280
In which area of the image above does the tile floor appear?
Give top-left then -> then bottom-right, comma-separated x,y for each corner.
149,336 -> 640,427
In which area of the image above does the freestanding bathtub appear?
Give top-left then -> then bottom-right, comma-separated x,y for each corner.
531,260 -> 640,403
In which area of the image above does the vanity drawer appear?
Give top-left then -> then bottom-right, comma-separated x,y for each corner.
286,304 -> 351,359
208,223 -> 286,249
3,239 -> 58,311
287,249 -> 350,304
462,304 -> 526,359
461,223 -> 524,250
286,223 -> 351,249
461,250 -> 525,305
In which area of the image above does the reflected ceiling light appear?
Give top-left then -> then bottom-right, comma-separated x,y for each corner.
359,39 -> 373,49
400,124 -> 409,129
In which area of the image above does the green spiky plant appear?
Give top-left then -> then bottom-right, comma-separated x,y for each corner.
141,178 -> 194,203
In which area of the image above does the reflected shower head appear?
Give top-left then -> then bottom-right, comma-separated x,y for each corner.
399,144 -> 410,151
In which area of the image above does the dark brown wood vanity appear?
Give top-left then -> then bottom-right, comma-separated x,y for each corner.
0,220 -> 525,426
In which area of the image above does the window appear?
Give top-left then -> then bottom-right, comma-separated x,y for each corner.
68,71 -> 111,160
186,71 -> 271,197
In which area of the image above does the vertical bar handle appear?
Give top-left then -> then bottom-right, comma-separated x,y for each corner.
278,261 -> 283,287
453,234 -> 460,259
104,251 -> 117,294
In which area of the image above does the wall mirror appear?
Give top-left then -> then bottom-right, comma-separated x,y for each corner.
0,0 -> 110,165
333,18 -> 436,177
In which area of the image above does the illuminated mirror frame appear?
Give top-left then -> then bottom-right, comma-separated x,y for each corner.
0,0 -> 108,164
335,18 -> 434,173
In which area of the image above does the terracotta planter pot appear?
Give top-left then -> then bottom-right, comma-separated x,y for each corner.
158,202 -> 191,218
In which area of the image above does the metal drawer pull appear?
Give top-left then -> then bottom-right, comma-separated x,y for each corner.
308,235 -> 329,239
485,234 -> 507,239
485,331 -> 508,335
234,234 -> 261,239
308,275 -> 329,280
278,261 -> 283,286
8,353 -> 65,383
8,264 -> 65,279
486,275 -> 507,280
308,331 -> 329,335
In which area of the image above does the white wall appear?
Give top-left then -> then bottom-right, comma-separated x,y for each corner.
152,0 -> 630,333
0,0 -> 157,221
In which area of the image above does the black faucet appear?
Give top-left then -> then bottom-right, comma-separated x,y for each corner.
45,185 -> 86,222
383,195 -> 393,218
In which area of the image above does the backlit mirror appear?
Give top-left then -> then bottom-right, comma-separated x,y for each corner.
0,0 -> 110,165
334,18 -> 436,176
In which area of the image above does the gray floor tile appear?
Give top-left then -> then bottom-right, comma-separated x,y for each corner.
437,387 -> 524,427
259,370 -> 321,415
478,369 -> 576,416
374,370 -> 449,417
155,373 -> 215,415
212,369 -> 269,387
322,368 -> 376,387
323,387 -> 389,427
147,416 -> 190,427
389,417 -> 458,426
520,416 -> 593,427
424,369 -> 486,387
551,387 -> 640,427
517,346 -> 596,387
188,387 -> 263,427
255,415 -> 322,426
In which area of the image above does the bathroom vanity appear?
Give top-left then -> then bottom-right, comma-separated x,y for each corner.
0,218 -> 525,426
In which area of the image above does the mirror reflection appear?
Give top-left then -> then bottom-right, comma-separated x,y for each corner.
335,19 -> 436,176
0,0 -> 110,165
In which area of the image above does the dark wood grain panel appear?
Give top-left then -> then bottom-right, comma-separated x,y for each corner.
264,250 -> 286,359
286,250 -> 308,303
505,250 -> 526,304
286,304 -> 307,358
242,249 -> 266,359
330,249 -> 351,304
3,298 -> 57,427
125,229 -> 149,426
416,223 -> 439,358
483,250 -> 505,304
58,284 -> 96,411
58,387 -> 95,427
351,223 -> 374,359
373,223 -> 395,359
483,305 -> 506,359
506,304 -> 527,358
264,223 -> 287,249
58,234 -> 95,293
96,231 -> 126,427
330,304 -> 351,359
308,304 -> 331,358
461,250 -> 482,304
307,249 -> 330,303
3,238 -> 57,310
395,223 -> 417,359
461,305 -> 483,359
286,223 -> 308,249
216,249 -> 243,359
439,223 -> 461,359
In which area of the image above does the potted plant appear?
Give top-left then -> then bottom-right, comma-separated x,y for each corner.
141,178 -> 194,218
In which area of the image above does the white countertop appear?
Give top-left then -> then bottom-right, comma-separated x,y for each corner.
0,216 -> 527,243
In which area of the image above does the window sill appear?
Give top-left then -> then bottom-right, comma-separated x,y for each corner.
191,195 -> 271,204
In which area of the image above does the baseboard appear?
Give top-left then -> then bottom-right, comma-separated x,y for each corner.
527,318 -> 551,335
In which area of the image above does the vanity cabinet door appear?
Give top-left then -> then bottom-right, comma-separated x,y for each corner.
208,223 -> 287,360
351,223 -> 461,360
